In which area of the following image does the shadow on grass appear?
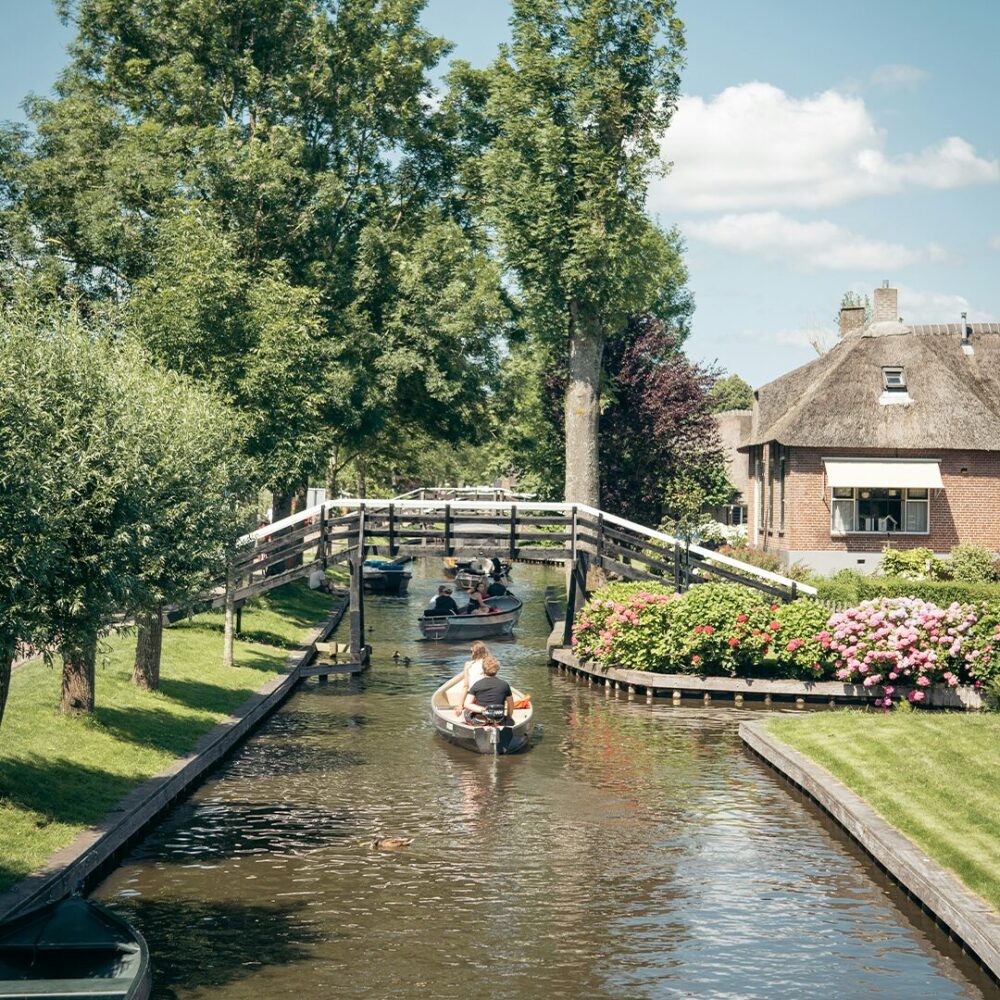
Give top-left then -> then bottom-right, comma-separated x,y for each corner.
0,755 -> 136,829
259,583 -> 334,630
93,703 -> 226,757
171,620 -> 302,651
103,897 -> 327,999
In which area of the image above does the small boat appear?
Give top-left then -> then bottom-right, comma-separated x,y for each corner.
363,559 -> 412,594
452,558 -> 512,591
419,595 -> 522,641
0,896 -> 151,999
431,672 -> 534,754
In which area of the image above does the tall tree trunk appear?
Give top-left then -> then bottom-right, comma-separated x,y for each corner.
0,635 -> 14,729
60,634 -> 97,714
133,607 -> 163,691
223,562 -> 236,668
357,457 -> 367,499
326,445 -> 339,497
289,483 -> 308,568
565,301 -> 604,506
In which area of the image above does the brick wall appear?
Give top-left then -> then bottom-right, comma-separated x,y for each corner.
746,445 -> 1000,554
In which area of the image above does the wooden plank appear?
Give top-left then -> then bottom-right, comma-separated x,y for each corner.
300,660 -> 367,677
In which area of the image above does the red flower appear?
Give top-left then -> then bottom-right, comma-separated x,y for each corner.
703,625 -> 715,635
762,632 -> 772,642
693,625 -> 704,633
736,614 -> 748,623
769,621 -> 781,631
691,655 -> 702,664
752,629 -> 761,637
770,604 -> 779,611
728,637 -> 740,647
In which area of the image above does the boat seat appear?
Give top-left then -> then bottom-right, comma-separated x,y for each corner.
0,977 -> 133,997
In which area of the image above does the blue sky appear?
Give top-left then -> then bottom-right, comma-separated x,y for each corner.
3,0 -> 998,387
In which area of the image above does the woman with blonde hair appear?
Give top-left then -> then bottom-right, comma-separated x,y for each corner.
454,641 -> 490,717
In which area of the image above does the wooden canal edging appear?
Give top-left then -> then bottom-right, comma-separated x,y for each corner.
546,643 -> 986,709
740,721 -> 1000,985
0,601 -> 351,923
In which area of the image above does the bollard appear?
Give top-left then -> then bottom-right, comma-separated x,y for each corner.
672,690 -> 682,701
734,693 -> 744,706
703,692 -> 711,704
795,697 -> 806,708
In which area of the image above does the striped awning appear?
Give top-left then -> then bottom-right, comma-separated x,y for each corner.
824,458 -> 943,489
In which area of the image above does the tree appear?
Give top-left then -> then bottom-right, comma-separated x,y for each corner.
483,0 -> 686,505
707,374 -> 754,413
600,315 -> 728,525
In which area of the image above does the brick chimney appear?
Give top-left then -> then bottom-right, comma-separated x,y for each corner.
873,280 -> 898,323
839,305 -> 866,337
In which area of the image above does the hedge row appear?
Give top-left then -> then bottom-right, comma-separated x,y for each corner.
814,573 -> 1000,607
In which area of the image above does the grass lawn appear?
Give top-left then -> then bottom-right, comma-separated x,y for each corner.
0,581 -> 334,894
767,712 -> 1000,913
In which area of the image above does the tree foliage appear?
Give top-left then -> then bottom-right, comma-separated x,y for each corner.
707,374 -> 754,413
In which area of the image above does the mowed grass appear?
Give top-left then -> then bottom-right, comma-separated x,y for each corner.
767,712 -> 1000,913
0,581 -> 334,894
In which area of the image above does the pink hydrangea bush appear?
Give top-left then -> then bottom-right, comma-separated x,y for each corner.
819,597 -> 980,708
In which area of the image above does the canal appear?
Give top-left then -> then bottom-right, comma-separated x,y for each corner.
94,563 -> 996,999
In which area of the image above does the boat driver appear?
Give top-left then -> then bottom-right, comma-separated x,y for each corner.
463,656 -> 515,728
427,585 -> 459,616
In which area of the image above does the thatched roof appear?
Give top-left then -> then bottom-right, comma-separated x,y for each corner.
747,323 -> 1000,450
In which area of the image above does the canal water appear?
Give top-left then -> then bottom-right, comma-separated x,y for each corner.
94,563 -> 996,999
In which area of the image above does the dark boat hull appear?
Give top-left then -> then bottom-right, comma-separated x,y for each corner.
419,596 -> 522,641
363,570 -> 411,594
0,897 -> 151,999
431,672 -> 533,755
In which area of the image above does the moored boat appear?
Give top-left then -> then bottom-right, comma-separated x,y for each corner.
419,595 -> 522,641
363,559 -> 412,594
0,896 -> 151,999
430,672 -> 533,754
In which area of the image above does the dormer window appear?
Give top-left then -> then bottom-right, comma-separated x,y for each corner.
882,366 -> 906,391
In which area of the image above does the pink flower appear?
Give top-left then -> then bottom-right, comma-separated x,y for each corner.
736,614 -> 748,623
908,690 -> 925,703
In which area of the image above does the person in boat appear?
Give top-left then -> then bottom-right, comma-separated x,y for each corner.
463,580 -> 490,614
453,640 -> 490,717
426,585 -> 459,617
486,574 -> 508,597
463,655 -> 514,729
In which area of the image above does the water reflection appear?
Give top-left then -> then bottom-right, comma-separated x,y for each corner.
95,562 -> 996,999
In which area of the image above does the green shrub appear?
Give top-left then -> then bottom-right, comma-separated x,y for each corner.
816,573 -> 1000,606
715,545 -> 813,584
655,583 -> 775,676
814,570 -> 864,606
879,546 -> 944,580
949,543 -> 1000,583
768,600 -> 836,680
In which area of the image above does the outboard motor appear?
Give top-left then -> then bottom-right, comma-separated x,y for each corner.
479,704 -> 511,755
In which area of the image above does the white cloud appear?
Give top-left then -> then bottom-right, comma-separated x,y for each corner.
870,64 -> 928,89
895,284 -> 997,323
652,82 -> 999,212
684,212 -> 938,270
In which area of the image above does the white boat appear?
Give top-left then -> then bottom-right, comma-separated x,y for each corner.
430,672 -> 534,754
419,595 -> 522,641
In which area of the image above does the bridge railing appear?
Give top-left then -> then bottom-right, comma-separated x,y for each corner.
240,498 -> 815,599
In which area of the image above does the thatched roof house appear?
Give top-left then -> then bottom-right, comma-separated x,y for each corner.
742,284 -> 1000,573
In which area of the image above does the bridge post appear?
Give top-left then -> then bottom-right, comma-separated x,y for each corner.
563,554 -> 578,647
444,503 -> 453,556
509,504 -> 517,559
388,503 -> 397,557
318,506 -> 328,569
673,542 -> 682,592
595,513 -> 604,569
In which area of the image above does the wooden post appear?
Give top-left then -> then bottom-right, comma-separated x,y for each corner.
235,604 -> 242,637
223,561 -> 236,667
563,553 -> 578,647
388,503 -> 397,557
349,557 -> 363,659
673,542 -> 681,591
319,506 -> 328,569
444,503 -> 452,556
595,512 -> 604,569
509,504 -> 517,559
357,507 -> 367,643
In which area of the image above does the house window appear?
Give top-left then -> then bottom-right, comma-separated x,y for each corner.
754,451 -> 764,534
882,367 -> 906,391
905,488 -> 929,532
830,487 -> 929,534
767,445 -> 776,531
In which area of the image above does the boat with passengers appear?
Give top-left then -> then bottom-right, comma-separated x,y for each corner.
419,594 -> 522,640
430,672 -> 533,754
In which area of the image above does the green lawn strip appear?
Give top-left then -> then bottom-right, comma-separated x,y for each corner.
767,713 -> 1000,913
0,581 -> 333,894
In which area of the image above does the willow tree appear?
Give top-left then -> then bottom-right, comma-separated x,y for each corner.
483,0 -> 686,505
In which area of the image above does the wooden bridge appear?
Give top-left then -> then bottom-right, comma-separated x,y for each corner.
216,498 -> 815,668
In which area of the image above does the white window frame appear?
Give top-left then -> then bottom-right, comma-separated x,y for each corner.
830,487 -> 930,536
882,366 -> 906,391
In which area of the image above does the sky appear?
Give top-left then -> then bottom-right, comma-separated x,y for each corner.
2,0 -> 998,387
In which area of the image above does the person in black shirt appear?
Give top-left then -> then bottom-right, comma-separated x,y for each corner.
486,576 -> 508,597
426,585 -> 459,616
464,656 -> 514,722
